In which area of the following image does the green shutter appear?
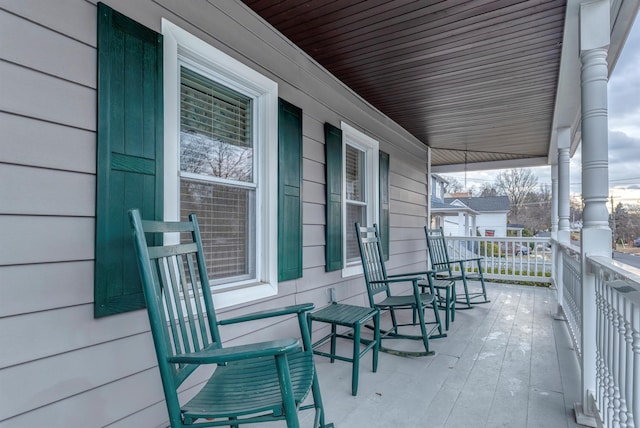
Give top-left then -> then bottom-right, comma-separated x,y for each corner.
379,151 -> 390,261
278,99 -> 303,281
324,123 -> 343,271
95,3 -> 163,317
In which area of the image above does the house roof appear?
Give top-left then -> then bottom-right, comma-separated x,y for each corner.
444,196 -> 510,213
431,199 -> 478,216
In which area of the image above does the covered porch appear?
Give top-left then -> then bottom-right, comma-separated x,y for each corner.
260,281 -> 583,427
299,241 -> 640,428
2,0 -> 639,426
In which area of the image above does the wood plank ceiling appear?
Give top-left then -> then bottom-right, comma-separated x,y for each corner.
241,0 -> 566,169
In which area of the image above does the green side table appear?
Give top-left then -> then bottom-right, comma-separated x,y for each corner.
308,303 -> 380,396
418,278 -> 455,330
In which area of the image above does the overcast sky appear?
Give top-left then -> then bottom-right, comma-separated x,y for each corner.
443,14 -> 640,207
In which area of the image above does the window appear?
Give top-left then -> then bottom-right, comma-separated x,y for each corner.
179,67 -> 256,284
163,20 -> 278,308
341,122 -> 379,277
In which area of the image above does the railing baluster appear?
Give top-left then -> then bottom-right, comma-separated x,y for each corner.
607,284 -> 615,427
585,256 -> 640,428
597,276 -> 604,417
624,297 -> 634,428
632,306 -> 639,428
613,284 -> 622,426
618,289 -> 629,428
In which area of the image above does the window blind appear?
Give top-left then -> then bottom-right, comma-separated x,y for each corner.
180,66 -> 253,183
345,145 -> 366,263
179,66 -> 256,283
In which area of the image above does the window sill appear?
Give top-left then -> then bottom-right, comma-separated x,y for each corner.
212,281 -> 278,310
342,264 -> 363,278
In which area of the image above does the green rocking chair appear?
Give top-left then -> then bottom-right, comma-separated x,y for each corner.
355,223 -> 446,357
129,209 -> 333,428
425,226 -> 490,309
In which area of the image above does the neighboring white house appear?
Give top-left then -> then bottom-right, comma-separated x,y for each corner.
446,196 -> 510,237
430,175 -> 510,237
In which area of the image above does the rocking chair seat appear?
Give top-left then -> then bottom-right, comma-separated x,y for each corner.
182,350 -> 314,420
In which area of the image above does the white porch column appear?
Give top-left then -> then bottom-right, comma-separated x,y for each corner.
464,213 -> 470,236
458,212 -> 465,236
556,128 -> 572,320
558,127 -> 571,244
551,163 -> 563,318
577,0 -> 612,425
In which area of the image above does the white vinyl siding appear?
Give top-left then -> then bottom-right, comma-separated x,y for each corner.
0,2 -> 428,426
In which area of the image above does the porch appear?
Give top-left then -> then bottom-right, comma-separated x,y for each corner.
296,242 -> 640,428
303,282 -> 581,427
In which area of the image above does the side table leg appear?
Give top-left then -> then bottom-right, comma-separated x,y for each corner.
330,323 -> 337,364
445,286 -> 451,330
352,323 -> 361,396
373,310 -> 380,373
451,283 -> 456,323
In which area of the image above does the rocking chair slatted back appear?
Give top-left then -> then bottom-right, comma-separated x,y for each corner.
130,211 -> 221,388
355,224 -> 390,305
425,228 -> 454,276
425,226 -> 490,308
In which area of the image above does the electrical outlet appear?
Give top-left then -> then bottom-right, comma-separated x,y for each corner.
328,287 -> 336,303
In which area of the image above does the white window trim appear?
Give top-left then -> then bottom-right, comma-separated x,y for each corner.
341,122 -> 379,278
162,19 -> 278,309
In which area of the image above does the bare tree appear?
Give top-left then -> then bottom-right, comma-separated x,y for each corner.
612,202 -> 640,244
180,131 -> 253,182
495,168 -> 538,220
478,182 -> 500,197
570,196 -> 583,226
519,185 -> 552,233
444,176 -> 464,194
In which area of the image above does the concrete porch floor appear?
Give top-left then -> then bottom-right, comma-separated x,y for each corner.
296,282 -> 583,428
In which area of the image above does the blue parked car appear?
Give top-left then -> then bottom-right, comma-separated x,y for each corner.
633,237 -> 640,247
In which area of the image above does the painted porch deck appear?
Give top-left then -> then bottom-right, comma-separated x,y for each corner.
294,282 -> 582,428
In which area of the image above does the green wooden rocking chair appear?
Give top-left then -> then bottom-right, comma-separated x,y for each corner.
355,223 -> 446,357
425,226 -> 490,309
129,209 -> 333,428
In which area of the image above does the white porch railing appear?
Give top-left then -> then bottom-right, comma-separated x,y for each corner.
555,239 -> 640,428
559,241 -> 583,358
589,256 -> 640,428
445,236 -> 552,284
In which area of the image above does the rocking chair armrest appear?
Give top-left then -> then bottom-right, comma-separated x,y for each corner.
167,338 -> 299,365
450,257 -> 482,264
370,278 -> 428,300
369,277 -> 422,285
387,270 -> 435,279
219,303 -> 315,326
